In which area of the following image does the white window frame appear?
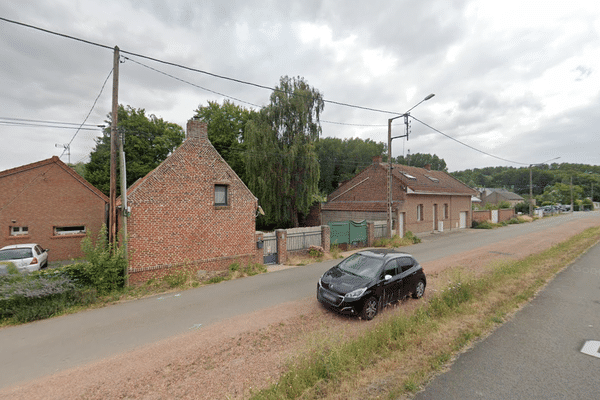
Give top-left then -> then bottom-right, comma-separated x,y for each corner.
10,226 -> 29,236
54,226 -> 86,236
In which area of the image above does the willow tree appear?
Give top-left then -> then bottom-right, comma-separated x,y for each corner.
246,76 -> 324,228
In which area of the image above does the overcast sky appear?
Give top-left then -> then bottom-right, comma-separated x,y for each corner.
1,0 -> 599,173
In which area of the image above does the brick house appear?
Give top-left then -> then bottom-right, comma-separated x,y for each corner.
121,119 -> 259,283
0,156 -> 108,260
478,188 -> 524,208
321,156 -> 476,235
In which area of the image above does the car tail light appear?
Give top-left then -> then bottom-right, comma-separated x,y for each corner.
30,257 -> 38,265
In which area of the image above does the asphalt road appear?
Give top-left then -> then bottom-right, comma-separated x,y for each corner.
413,238 -> 600,400
0,212 -> 598,389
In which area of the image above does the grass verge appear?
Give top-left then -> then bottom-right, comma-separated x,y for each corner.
249,226 -> 600,400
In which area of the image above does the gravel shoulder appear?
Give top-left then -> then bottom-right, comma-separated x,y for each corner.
2,215 -> 599,400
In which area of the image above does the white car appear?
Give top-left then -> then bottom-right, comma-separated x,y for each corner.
0,244 -> 49,273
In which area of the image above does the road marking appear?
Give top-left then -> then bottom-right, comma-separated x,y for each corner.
190,324 -> 203,330
581,340 -> 600,359
157,293 -> 181,300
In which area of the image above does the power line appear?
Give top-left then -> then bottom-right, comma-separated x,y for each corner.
60,67 -> 113,160
0,16 -> 405,117
410,116 -> 530,166
0,117 -> 103,128
0,121 -> 102,131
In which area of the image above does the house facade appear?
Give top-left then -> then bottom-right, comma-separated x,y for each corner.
122,119 -> 259,283
321,157 -> 476,235
0,156 -> 108,260
479,188 -> 524,208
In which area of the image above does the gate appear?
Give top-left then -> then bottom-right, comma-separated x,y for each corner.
262,232 -> 277,264
329,220 -> 367,245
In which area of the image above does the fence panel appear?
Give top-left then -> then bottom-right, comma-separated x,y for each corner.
328,220 -> 367,245
287,227 -> 322,251
262,232 -> 277,264
373,221 -> 387,238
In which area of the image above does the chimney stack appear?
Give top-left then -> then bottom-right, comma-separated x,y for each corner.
372,155 -> 383,165
186,119 -> 208,141
424,164 -> 431,171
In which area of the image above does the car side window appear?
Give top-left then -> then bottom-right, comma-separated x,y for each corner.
398,257 -> 414,273
383,261 -> 398,278
35,245 -> 43,255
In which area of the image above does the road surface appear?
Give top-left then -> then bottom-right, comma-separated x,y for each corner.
0,211 -> 598,389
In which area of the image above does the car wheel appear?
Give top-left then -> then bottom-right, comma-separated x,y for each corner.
41,261 -> 48,269
361,296 -> 378,320
412,280 -> 425,299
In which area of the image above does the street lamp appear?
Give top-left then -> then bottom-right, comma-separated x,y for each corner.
529,157 -> 560,216
387,93 -> 435,238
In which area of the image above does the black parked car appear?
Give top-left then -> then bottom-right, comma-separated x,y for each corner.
317,249 -> 426,320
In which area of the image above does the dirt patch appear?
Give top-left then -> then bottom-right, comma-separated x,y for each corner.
2,217 -> 598,400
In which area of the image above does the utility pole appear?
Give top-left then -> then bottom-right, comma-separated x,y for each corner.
109,46 -> 120,246
118,128 -> 128,285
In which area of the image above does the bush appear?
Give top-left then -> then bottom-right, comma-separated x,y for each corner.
79,225 -> 126,294
473,220 -> 494,229
308,245 -> 325,259
0,269 -> 96,323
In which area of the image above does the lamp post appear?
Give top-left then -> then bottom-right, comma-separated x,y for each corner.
529,157 -> 560,216
387,93 -> 435,238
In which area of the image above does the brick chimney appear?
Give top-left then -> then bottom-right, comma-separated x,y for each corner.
424,163 -> 431,171
372,155 -> 382,165
186,118 -> 208,141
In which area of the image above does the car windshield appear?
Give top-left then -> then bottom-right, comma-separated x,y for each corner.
337,253 -> 383,279
0,248 -> 33,260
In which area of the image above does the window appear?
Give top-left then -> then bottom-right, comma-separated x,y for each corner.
397,257 -> 414,273
401,172 -> 417,180
417,204 -> 424,221
426,175 -> 439,182
54,226 -> 86,236
10,226 -> 28,236
444,203 -> 449,219
215,185 -> 228,206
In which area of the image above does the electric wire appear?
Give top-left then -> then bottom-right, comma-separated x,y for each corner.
1,16 -> 537,167
410,116 -> 530,166
0,117 -> 103,128
0,17 -> 404,116
60,67 -> 113,160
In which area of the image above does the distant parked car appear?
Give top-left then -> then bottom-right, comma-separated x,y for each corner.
317,249 -> 426,320
0,244 -> 49,273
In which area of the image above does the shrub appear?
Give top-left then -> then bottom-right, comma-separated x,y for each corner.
0,270 -> 96,323
405,231 -> 421,244
473,221 -> 494,229
308,245 -> 325,259
80,225 -> 126,294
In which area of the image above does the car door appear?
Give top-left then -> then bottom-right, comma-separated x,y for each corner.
397,257 -> 417,298
380,260 -> 402,305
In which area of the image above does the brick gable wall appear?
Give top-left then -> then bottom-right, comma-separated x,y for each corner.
0,157 -> 108,260
125,120 -> 258,282
322,161 -> 473,235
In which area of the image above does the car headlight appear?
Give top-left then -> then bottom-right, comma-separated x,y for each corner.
344,287 -> 367,300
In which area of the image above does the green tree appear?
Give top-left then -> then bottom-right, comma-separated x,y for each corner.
85,105 -> 185,195
316,137 -> 385,194
395,152 -> 447,171
245,76 -> 324,228
194,100 -> 256,183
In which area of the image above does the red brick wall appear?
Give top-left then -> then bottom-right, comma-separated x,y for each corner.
124,121 -> 258,281
322,163 -> 473,235
0,157 -> 108,260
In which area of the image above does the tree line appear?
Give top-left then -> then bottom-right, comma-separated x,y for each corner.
452,164 -> 600,208
83,76 -> 447,229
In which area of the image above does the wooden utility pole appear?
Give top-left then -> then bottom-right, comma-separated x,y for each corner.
109,46 -> 120,246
